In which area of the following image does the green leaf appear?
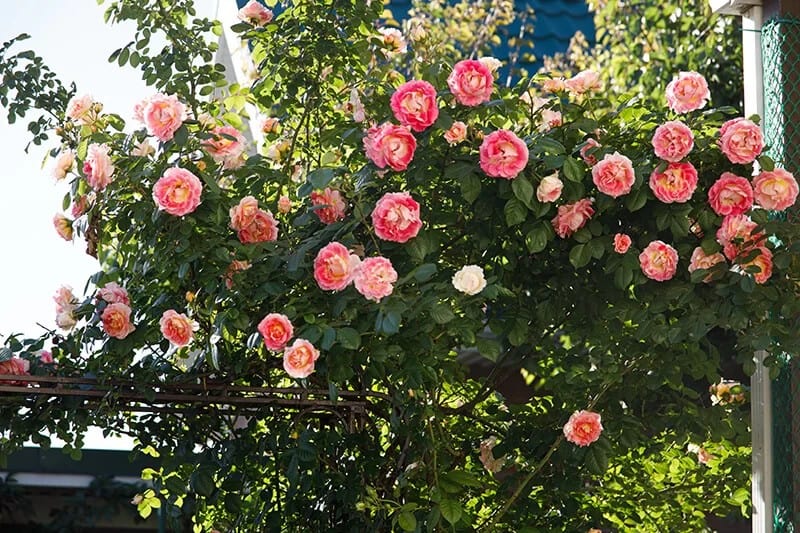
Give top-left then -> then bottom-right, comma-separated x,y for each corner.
562,156 -> 583,182
397,511 -> 417,532
439,499 -> 462,525
413,263 -> 437,282
430,303 -> 455,324
476,337 -> 502,362
569,243 -> 592,268
173,124 -> 189,147
443,469 -> 482,488
525,223 -> 550,253
757,155 -> 775,172
624,187 -> 648,211
460,173 -> 481,204
504,198 -> 527,227
512,175 -> 534,208
337,327 -> 361,350
534,137 -> 566,154
308,168 -> 335,189
191,469 -> 215,497
0,348 -> 12,363
585,445 -> 609,475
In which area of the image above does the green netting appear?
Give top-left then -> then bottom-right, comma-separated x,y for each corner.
761,16 -> 800,532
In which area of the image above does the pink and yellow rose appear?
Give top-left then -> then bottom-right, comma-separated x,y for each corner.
651,120 -> 694,162
51,150 -> 75,180
479,129 -> 529,179
579,138 -> 601,166
707,172 -> 754,216
353,256 -> 398,302
649,161 -> 698,203
237,209 -> 279,243
101,302 -> 136,340
752,168 -> 799,211
153,167 -> 203,216
592,152 -> 635,198
719,117 -> 764,164
310,188 -> 347,225
563,410 -> 603,447
314,242 -> 361,291
447,59 -> 494,106
444,121 -> 467,145
84,143 -> 115,191
552,198 -> 594,239
140,93 -> 186,142
237,0 -> 273,25
53,214 -> 73,241
565,70 -> 602,94
665,71 -> 710,114
716,214 -> 763,261
639,240 -> 679,281
363,123 -> 417,171
258,313 -> 294,351
536,172 -> 563,203
613,233 -> 632,254
96,282 -> 130,305
160,309 -> 197,347
390,80 -> 439,132
688,247 -> 726,282
203,125 -> 246,169
283,338 -> 320,379
229,196 -> 260,231
371,192 -> 422,243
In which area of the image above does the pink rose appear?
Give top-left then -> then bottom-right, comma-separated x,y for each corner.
688,247 -> 726,282
479,129 -> 529,179
354,256 -> 398,302
753,168 -> 799,211
651,121 -> 694,162
447,59 -> 494,106
707,172 -> 754,216
160,309 -> 197,347
54,285 -> 77,313
141,93 -> 186,142
538,109 -> 563,132
444,121 -> 467,145
237,0 -> 273,25
258,313 -> 294,351
649,161 -> 698,203
614,233 -> 632,254
665,71 -> 710,113
237,209 -> 279,243
542,77 -> 567,93
282,338 -> 320,379
363,123 -> 417,171
552,198 -> 594,239
101,302 -> 136,340
51,150 -> 75,180
314,242 -> 361,291
579,138 -> 601,166
229,196 -> 260,231
739,246 -> 773,284
66,94 -> 96,123
371,192 -> 422,243
536,172 -> 563,203
592,152 -> 635,197
153,167 -> 203,216
96,282 -> 130,305
39,351 -> 54,364
83,143 -> 115,191
260,116 -> 280,134
277,195 -> 292,214
0,357 -> 30,385
310,188 -> 347,224
378,27 -> 407,54
639,240 -> 679,281
390,80 -> 439,133
223,259 -> 251,289
53,214 -> 73,241
563,410 -> 603,447
203,126 -> 246,169
71,194 -> 92,218
716,214 -> 763,261
565,70 -> 601,94
719,118 -> 764,164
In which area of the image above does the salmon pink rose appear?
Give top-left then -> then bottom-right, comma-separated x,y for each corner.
314,242 -> 361,291
96,282 -> 130,305
223,259 -> 251,289
371,192 -> 422,243
203,126 -> 246,169
0,357 -> 30,385
142,93 -> 186,142
479,130 -> 529,179
237,209 -> 279,243
538,108 -> 563,132
160,309 -> 197,347
665,71 -> 710,113
739,246 -> 773,284
84,143 -> 115,191
542,77 -> 567,93
753,168 -> 799,211
363,123 -> 417,171
592,152 -> 635,197
229,196 -> 260,231
649,162 -> 698,203
565,70 -> 601,94
53,214 -> 73,241
580,138 -> 601,166
719,118 -> 764,164
101,302 -> 136,340
282,338 -> 320,379
651,121 -> 694,162
639,240 -> 679,281
444,121 -> 467,145
153,167 -> 203,216
688,247 -> 726,282
257,313 -> 294,351
552,198 -> 594,239
71,194 -> 92,218
390,80 -> 439,132
563,410 -> 603,447
277,195 -> 292,214
237,0 -> 273,25
536,172 -> 563,203
447,59 -> 493,106
708,172 -> 754,216
51,150 -> 75,180
716,214 -> 763,261
614,233 -> 632,254
353,256 -> 398,302
310,188 -> 347,224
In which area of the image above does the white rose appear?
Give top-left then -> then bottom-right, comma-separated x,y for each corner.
452,265 -> 486,296
56,309 -> 77,331
478,56 -> 502,74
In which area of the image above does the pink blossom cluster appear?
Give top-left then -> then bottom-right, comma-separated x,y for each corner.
96,282 -> 135,339
257,314 -> 320,379
229,196 -> 279,243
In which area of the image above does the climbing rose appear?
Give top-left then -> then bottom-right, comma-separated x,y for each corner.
51,150 -> 75,180
538,109 -> 563,132
688,247 -> 726,283
552,198 -> 594,239
580,138 -> 601,166
378,27 -> 407,54
314,242 -> 361,291
563,410 -> 603,447
639,240 -> 679,281
353,256 -> 398,302
160,310 -> 197,347
223,260 -> 251,289
752,168 -> 799,211
651,121 -> 694,162
716,214 -> 763,261
96,282 -> 130,305
444,121 -> 467,145
53,214 -> 73,241
452,265 -> 487,296
237,209 -> 278,243
592,152 -> 635,197
390,80 -> 439,132
83,143 -> 115,191
542,77 -> 567,93
614,233 -> 632,254
283,338 -> 320,379
54,286 -> 77,313
310,188 -> 347,224
0,357 -> 30,385
739,246 -> 773,284
479,130 -> 529,179
258,313 -> 294,351
141,93 -> 186,142
101,302 -> 136,340
447,59 -> 494,106
153,167 -> 203,216
718,118 -> 764,164
707,172 -> 754,216
565,70 -> 601,94
65,94 -> 96,124
277,195 -> 292,214
363,123 -> 417,171
203,125 -> 246,169
371,192 -> 422,243
478,56 -> 502,74
536,172 -> 563,203
649,162 -> 698,203
665,71 -> 710,113
237,0 -> 273,25
229,196 -> 260,231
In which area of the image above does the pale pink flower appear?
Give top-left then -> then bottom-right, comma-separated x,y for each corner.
54,285 -> 77,314
708,172 -> 754,216
52,214 -> 73,241
363,123 -> 417,171
237,0 -> 274,25
665,71 -> 710,113
65,94 -> 95,124
639,240 -> 679,281
101,302 -> 136,340
563,410 -> 603,447
592,152 -> 635,198
203,125 -> 246,169
579,138 -> 601,166
443,121 -> 467,145
614,233 -> 632,254
141,93 -> 186,142
390,80 -> 439,132
258,313 -> 294,351
536,172 -> 563,203
353,256 -> 398,302
71,195 -> 91,218
313,242 -> 361,291
283,338 -> 320,379
51,150 -> 75,180
688,247 -> 726,282
538,108 -> 563,132
542,77 -> 567,93
478,436 -> 506,473
277,195 -> 292,214
452,265 -> 486,296
478,56 -> 502,74
153,167 -> 203,216
652,121 -> 694,162
716,214 -> 763,261
552,198 -> 594,239
649,161 -> 698,204
96,282 -> 130,305
237,209 -> 278,243
348,88 -> 366,123
160,309 -> 197,347
565,70 -> 602,94
229,196 -> 260,231
131,139 -> 155,158
718,118 -> 764,164
310,188 -> 347,225
697,448 -> 714,465
56,309 -> 77,331
378,27 -> 407,54
447,59 -> 494,106
83,143 -> 115,191
753,168 -> 799,211
371,192 -> 422,243
479,129 -> 529,179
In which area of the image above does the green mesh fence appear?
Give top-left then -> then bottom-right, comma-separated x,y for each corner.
761,16 -> 800,532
